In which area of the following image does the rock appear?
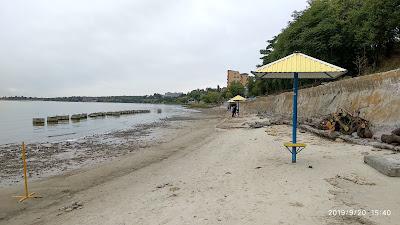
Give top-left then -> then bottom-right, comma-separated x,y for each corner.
42,143 -> 52,148
335,138 -> 344,142
308,165 -> 313,168
75,201 -> 83,207
169,187 -> 180,192
364,155 -> 400,177
156,183 -> 171,189
60,201 -> 83,212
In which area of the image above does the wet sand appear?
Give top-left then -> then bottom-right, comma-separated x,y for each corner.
0,121 -> 169,186
1,109 -> 400,225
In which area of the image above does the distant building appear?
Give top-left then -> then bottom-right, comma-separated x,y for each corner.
164,92 -> 183,98
227,70 -> 249,87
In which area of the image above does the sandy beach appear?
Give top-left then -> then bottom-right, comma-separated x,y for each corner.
1,108 -> 399,225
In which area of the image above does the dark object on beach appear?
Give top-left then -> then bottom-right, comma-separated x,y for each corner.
157,109 -> 162,113
381,134 -> 400,145
308,165 -> 313,168
357,126 -> 373,138
255,166 -> 262,169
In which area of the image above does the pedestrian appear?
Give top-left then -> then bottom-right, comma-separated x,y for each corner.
231,104 -> 237,117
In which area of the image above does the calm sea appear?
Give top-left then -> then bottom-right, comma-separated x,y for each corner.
0,101 -> 194,145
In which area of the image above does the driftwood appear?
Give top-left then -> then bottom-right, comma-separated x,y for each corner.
319,108 -> 372,138
257,112 -> 400,151
391,128 -> 400,136
300,125 -> 339,140
301,124 -> 400,151
381,134 -> 400,144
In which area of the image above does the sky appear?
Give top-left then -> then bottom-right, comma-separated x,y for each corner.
0,0 -> 308,97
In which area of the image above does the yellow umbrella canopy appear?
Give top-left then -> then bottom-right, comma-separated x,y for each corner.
251,52 -> 347,79
230,95 -> 246,102
227,99 -> 235,103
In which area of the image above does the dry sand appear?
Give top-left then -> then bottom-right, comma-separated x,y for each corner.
1,109 -> 399,225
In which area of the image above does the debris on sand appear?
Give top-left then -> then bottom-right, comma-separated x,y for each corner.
326,174 -> 376,186
155,183 -> 172,189
319,108 -> 372,138
169,187 -> 180,192
59,201 -> 83,212
248,121 -> 271,129
257,109 -> 400,151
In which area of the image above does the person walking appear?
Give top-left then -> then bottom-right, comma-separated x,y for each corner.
231,104 -> 237,117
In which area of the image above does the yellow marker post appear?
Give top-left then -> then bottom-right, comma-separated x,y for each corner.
13,142 -> 40,202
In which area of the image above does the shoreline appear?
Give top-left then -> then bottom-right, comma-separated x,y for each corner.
0,112 -> 199,187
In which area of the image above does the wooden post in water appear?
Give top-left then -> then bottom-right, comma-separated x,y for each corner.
12,142 -> 40,202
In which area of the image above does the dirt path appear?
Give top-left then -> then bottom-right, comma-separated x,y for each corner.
1,112 -> 400,225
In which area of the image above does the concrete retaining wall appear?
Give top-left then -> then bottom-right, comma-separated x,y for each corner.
242,69 -> 400,132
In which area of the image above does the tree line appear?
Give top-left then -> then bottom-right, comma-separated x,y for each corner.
247,0 -> 400,97
0,82 -> 246,106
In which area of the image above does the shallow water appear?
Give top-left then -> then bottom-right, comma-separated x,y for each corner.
0,100 -> 193,145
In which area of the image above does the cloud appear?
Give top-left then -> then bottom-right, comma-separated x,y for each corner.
0,0 -> 308,97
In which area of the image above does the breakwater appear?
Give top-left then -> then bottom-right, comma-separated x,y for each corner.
33,109 -> 152,126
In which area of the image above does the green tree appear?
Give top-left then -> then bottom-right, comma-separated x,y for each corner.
246,76 -> 256,97
257,0 -> 400,94
227,81 -> 245,97
201,91 -> 223,104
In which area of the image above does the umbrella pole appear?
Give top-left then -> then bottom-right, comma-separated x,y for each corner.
292,72 -> 299,163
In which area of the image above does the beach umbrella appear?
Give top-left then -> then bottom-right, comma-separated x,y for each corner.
229,95 -> 246,116
251,52 -> 347,163
231,95 -> 246,102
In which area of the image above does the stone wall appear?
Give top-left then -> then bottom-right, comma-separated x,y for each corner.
242,69 -> 400,132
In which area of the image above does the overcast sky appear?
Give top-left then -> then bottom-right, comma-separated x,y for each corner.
0,0 -> 308,97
